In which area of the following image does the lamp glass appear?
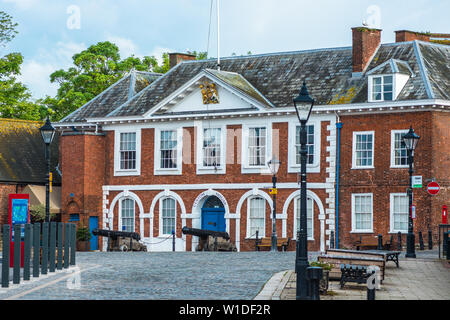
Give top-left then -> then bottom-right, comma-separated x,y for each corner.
40,117 -> 55,145
293,81 -> 314,122
267,157 -> 281,175
402,127 -> 420,152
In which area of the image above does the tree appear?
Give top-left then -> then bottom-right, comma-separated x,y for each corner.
0,11 -> 18,46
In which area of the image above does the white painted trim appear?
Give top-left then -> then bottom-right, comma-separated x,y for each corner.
195,122 -> 227,174
241,122 -> 272,174
246,196 -> 267,239
158,197 -> 177,237
389,193 -> 408,233
352,131 -> 375,169
154,126 -> 183,175
351,193 -> 374,233
390,129 -> 409,168
113,128 -> 141,176
108,191 -> 144,233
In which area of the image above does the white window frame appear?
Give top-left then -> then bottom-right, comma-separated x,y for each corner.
114,128 -> 141,176
368,74 -> 394,102
154,127 -> 183,175
390,129 -> 409,168
118,198 -> 135,232
241,122 -> 272,174
159,197 -> 177,236
287,119 -> 321,173
246,196 -> 266,238
352,131 -> 375,169
293,197 -> 314,241
196,123 -> 227,175
351,193 -> 374,233
390,193 -> 409,233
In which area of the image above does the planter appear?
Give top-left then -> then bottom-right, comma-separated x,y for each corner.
319,270 -> 330,294
77,240 -> 90,252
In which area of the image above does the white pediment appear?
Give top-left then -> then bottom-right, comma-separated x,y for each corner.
145,70 -> 273,117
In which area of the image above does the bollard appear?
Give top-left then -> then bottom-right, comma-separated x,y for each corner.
23,224 -> 32,281
64,223 -> 70,269
41,222 -> 49,275
397,232 -> 402,251
2,225 -> 10,288
70,224 -> 76,266
306,267 -> 323,300
428,230 -> 433,250
33,223 -> 40,278
255,230 -> 259,251
13,224 -> 21,284
367,273 -> 376,300
57,223 -> 63,270
49,222 -> 56,272
172,230 -> 175,252
443,232 -> 449,259
419,231 -> 424,251
377,234 -> 383,250
447,238 -> 450,260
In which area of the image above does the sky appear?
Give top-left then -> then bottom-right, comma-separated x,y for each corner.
1,0 -> 449,100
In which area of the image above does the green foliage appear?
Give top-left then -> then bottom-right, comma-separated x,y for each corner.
309,261 -> 333,271
29,204 -> 57,222
0,11 -> 18,46
76,225 -> 92,242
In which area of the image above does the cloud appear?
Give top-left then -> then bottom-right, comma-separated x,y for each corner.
17,60 -> 58,99
2,0 -> 39,10
105,34 -> 138,58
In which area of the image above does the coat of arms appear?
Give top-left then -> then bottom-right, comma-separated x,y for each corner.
199,81 -> 219,104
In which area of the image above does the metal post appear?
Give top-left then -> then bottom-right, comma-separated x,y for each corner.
2,225 -> 10,288
41,222 -> 49,274
306,267 -> 322,300
444,232 -> 449,259
397,232 -> 402,251
419,231 -> 424,250
49,222 -> 56,272
172,230 -> 176,252
23,224 -> 32,280
45,142 -> 51,223
447,238 -> 450,260
406,149 -> 416,258
70,224 -> 76,265
57,223 -> 63,270
428,230 -> 433,250
13,224 -> 21,284
271,175 -> 277,252
255,230 -> 259,251
64,223 -> 70,269
296,119 -> 310,300
377,234 -> 383,250
33,223 -> 40,278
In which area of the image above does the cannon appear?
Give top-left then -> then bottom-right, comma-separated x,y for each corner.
92,228 -> 147,252
182,227 -> 237,252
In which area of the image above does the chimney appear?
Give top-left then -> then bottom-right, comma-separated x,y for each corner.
395,30 -> 430,43
352,27 -> 382,74
169,53 -> 196,69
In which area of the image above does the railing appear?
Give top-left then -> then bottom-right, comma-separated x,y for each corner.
1,222 -> 76,288
438,224 -> 450,259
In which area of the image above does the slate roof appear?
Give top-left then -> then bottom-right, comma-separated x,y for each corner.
59,41 -> 450,123
0,119 -> 60,184
59,70 -> 162,123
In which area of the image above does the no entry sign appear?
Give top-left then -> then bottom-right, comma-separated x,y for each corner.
426,181 -> 440,195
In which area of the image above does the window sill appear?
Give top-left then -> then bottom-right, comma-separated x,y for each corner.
350,231 -> 374,234
351,166 -> 375,170
114,170 -> 140,177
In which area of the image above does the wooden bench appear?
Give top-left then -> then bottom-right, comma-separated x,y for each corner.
255,237 -> 290,251
327,248 -> 400,268
354,235 -> 379,250
318,254 -> 385,282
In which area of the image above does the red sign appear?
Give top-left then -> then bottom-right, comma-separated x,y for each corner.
443,205 -> 448,224
427,182 -> 440,195
411,205 -> 416,219
8,194 -> 30,268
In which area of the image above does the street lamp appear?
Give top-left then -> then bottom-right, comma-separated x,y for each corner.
402,126 -> 420,258
39,116 -> 56,223
268,157 -> 281,252
293,81 -> 314,300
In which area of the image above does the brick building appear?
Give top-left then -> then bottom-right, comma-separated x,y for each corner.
55,28 -> 450,252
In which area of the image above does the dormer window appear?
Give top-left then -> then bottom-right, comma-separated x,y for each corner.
372,75 -> 393,101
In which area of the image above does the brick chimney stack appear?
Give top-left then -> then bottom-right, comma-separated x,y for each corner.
395,30 -> 431,42
169,53 -> 196,69
352,27 -> 382,74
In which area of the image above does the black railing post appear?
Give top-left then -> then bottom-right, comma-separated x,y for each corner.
172,230 -> 176,252
2,225 -> 10,288
397,232 -> 402,251
428,230 -> 433,250
57,222 -> 63,270
13,224 -> 21,284
41,222 -> 49,275
23,224 -> 32,281
419,231 -> 424,250
33,223 -> 40,278
377,234 -> 383,250
64,223 -> 70,269
255,230 -> 259,251
70,224 -> 76,265
49,222 -> 56,272
306,267 -> 322,300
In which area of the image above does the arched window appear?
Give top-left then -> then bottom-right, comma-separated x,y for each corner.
295,197 -> 314,240
247,196 -> 266,238
161,198 -> 176,235
121,198 -> 135,232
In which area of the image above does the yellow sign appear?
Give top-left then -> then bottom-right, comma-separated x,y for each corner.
269,188 -> 277,195
49,172 -> 52,193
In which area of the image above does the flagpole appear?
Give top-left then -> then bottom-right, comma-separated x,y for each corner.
217,0 -> 220,71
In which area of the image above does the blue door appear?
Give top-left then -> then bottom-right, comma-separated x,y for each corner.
201,208 -> 226,232
89,216 -> 99,251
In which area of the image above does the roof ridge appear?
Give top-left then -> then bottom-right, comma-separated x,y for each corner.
413,40 -> 435,99
0,118 -> 43,124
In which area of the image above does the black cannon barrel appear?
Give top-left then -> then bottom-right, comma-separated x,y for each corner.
92,228 -> 140,241
182,227 -> 230,240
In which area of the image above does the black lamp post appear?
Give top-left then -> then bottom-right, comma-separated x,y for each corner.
268,157 -> 281,252
39,116 -> 56,223
402,126 -> 420,258
293,81 -> 314,300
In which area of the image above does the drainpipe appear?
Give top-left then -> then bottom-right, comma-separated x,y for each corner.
335,119 -> 343,249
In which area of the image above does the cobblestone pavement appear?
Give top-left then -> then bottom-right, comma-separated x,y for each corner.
0,251 -> 300,300
280,251 -> 450,300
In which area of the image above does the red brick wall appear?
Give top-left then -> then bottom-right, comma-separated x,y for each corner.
395,31 -> 430,43
337,111 -> 443,249
352,27 -> 381,73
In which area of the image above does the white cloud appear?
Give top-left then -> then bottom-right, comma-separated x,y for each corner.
105,34 -> 138,58
2,0 -> 39,10
17,60 -> 58,99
